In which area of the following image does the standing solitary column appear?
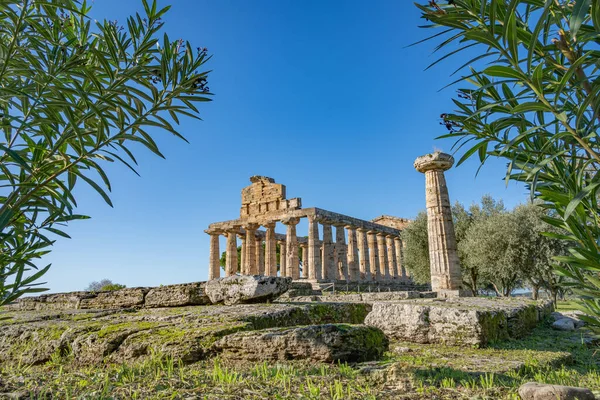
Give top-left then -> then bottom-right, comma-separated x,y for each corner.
376,233 -> 388,281
346,226 -> 360,281
335,225 -> 348,280
357,228 -> 370,281
367,231 -> 379,280
265,223 -> 277,276
207,230 -> 221,280
278,240 -> 287,276
225,229 -> 239,276
244,223 -> 259,275
255,236 -> 265,275
300,243 -> 307,277
415,151 -> 465,296
322,222 -> 336,280
307,215 -> 322,280
394,237 -> 406,282
386,235 -> 397,279
283,218 -> 300,280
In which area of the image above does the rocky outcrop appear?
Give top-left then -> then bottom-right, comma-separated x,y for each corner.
204,275 -> 292,305
145,282 -> 210,308
364,298 -> 553,347
79,287 -> 149,309
551,311 -> 585,332
214,324 -> 388,362
518,382 -> 595,400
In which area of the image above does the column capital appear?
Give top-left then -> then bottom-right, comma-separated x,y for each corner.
264,221 -> 276,229
204,228 -> 223,236
356,227 -> 368,233
243,223 -> 260,231
281,217 -> 300,226
414,151 -> 454,173
344,225 -> 356,231
376,232 -> 386,238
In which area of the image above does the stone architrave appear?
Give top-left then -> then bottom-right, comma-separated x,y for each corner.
225,230 -> 239,277
265,223 -> 277,276
414,151 -> 464,295
244,224 -> 259,275
322,223 -> 336,280
335,225 -> 348,280
357,228 -> 370,281
278,240 -> 286,277
376,233 -> 388,280
394,237 -> 406,282
367,231 -> 379,280
283,218 -> 300,280
307,215 -> 322,280
386,235 -> 397,279
255,236 -> 265,275
207,230 -> 221,280
346,226 -> 360,281
239,235 -> 246,275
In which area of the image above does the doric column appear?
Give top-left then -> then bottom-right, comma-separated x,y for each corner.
283,218 -> 300,280
307,215 -> 322,280
244,223 -> 259,275
321,222 -> 336,280
376,233 -> 388,281
255,235 -> 264,275
207,229 -> 221,280
278,240 -> 286,276
367,231 -> 379,280
394,237 -> 406,282
300,243 -> 307,278
335,224 -> 348,280
415,151 -> 465,295
225,229 -> 239,277
357,228 -> 370,281
346,226 -> 360,281
386,235 -> 396,280
239,234 -> 246,274
265,223 -> 277,276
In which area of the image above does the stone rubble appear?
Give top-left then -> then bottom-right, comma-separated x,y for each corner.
518,382 -> 596,400
204,275 -> 292,305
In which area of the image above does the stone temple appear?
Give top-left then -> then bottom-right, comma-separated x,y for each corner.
205,176 -> 412,283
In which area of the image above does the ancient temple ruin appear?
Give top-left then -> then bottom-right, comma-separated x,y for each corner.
205,176 -> 410,282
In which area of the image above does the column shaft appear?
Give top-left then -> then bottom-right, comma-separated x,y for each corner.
244,224 -> 258,275
308,216 -> 321,280
376,233 -> 388,281
322,223 -> 335,280
239,236 -> 246,274
335,225 -> 348,280
284,218 -> 300,280
265,223 -> 277,276
367,231 -> 379,280
209,233 -> 221,280
278,241 -> 286,276
225,231 -> 238,277
386,235 -> 396,280
394,237 -> 406,282
255,236 -> 265,275
346,226 -> 359,281
357,229 -> 370,281
300,244 -> 307,278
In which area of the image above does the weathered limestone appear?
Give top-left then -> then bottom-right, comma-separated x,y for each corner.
357,228 -> 370,281
300,243 -> 307,278
335,224 -> 348,280
244,224 -> 259,275
346,226 -> 360,281
239,234 -> 246,274
307,215 -> 321,280
207,230 -> 221,280
283,218 -> 300,280
145,282 -> 210,307
518,382 -> 595,400
386,235 -> 397,279
376,233 -> 389,281
214,324 -> 388,363
265,223 -> 277,276
204,275 -> 292,305
394,237 -> 406,282
255,236 -> 265,275
322,222 -> 336,280
414,152 -> 464,296
225,230 -> 238,276
278,240 -> 286,277
367,231 -> 380,281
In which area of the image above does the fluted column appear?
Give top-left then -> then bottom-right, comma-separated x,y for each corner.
346,226 -> 360,281
225,230 -> 239,277
265,223 -> 277,276
239,234 -> 246,274
357,228 -> 370,281
415,151 -> 464,294
335,225 -> 348,281
322,222 -> 336,280
244,223 -> 259,275
367,231 -> 379,280
300,243 -> 307,278
394,237 -> 406,282
376,233 -> 388,281
307,215 -> 322,280
208,230 -> 221,280
283,218 -> 300,280
386,235 -> 396,280
278,240 -> 286,276
255,236 -> 265,275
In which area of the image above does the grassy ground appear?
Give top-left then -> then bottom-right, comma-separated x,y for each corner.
1,315 -> 598,399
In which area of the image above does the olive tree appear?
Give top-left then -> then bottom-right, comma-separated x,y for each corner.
0,0 -> 211,305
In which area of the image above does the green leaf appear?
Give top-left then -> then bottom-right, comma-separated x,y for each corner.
564,182 -> 600,220
570,0 -> 592,38
483,66 -> 525,80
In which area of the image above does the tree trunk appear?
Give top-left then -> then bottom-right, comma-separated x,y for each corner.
470,269 -> 478,297
491,283 -> 502,297
550,287 -> 558,306
531,284 -> 539,300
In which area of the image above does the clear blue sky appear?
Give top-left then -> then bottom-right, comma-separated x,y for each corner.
41,0 -> 527,293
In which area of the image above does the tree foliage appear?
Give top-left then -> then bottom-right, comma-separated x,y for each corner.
415,0 -> 600,330
0,0 -> 211,305
85,279 -> 125,292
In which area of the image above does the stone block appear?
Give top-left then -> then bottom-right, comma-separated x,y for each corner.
79,288 -> 149,309
145,282 -> 210,308
518,382 -> 595,400
204,275 -> 292,305
364,303 -> 431,343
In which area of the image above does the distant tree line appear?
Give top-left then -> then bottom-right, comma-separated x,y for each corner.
85,279 -> 126,292
402,196 -> 569,302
